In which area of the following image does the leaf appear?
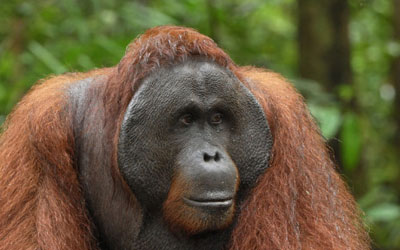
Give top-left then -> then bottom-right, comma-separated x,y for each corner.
28,41 -> 67,74
308,104 -> 341,139
367,203 -> 400,222
340,112 -> 362,172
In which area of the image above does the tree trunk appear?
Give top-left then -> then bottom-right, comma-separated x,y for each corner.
298,0 -> 352,90
298,0 -> 365,194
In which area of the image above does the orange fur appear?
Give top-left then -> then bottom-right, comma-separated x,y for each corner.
0,26 -> 369,249
0,70 -> 109,250
230,67 -> 370,249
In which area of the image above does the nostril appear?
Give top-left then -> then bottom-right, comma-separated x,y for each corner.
203,153 -> 212,162
203,152 -> 221,162
215,152 -> 220,162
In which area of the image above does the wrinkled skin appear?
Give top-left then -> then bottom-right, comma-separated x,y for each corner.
102,60 -> 272,250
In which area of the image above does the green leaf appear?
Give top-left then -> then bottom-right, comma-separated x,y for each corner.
340,112 -> 362,172
28,41 -> 67,74
308,104 -> 341,139
367,203 -> 400,222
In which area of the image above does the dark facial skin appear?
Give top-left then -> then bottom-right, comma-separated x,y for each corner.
114,60 -> 272,250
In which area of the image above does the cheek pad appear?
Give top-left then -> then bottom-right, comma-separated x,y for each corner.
227,81 -> 272,191
118,62 -> 273,208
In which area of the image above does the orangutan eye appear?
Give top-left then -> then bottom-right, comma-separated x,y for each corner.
180,114 -> 194,126
210,113 -> 223,125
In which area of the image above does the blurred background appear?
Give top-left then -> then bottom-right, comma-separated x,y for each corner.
0,0 -> 399,249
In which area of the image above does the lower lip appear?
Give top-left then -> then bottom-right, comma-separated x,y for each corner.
183,197 -> 233,208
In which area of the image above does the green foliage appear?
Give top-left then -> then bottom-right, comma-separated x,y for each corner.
340,112 -> 362,172
0,0 -> 399,248
308,104 -> 341,139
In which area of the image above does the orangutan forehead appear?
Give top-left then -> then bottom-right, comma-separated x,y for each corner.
140,60 -> 239,93
171,60 -> 234,80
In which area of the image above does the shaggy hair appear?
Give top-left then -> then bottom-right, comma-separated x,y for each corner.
0,26 -> 370,250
